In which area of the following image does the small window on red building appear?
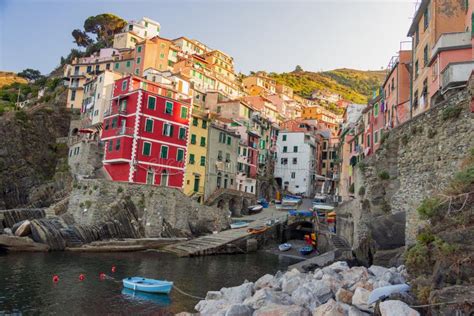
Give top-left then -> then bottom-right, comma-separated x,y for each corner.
121,80 -> 128,91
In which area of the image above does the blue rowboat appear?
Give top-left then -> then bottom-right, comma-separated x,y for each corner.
299,246 -> 313,256
230,221 -> 249,229
123,277 -> 173,294
121,288 -> 172,306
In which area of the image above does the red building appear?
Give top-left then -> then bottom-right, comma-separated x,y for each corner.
101,75 -> 190,188
247,131 -> 259,178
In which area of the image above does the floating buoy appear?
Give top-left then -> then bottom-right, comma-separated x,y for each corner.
99,272 -> 106,280
52,275 -> 59,283
111,266 -> 116,273
79,274 -> 85,281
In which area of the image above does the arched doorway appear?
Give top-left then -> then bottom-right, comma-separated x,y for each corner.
229,198 -> 238,217
161,170 -> 169,186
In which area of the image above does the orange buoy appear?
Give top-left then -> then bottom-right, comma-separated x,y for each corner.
99,272 -> 106,280
52,275 -> 59,283
79,274 -> 85,281
111,266 -> 116,273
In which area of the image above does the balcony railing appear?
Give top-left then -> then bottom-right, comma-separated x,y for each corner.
441,61 -> 474,90
104,106 -> 128,117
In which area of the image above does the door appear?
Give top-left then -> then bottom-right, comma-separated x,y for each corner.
146,168 -> 154,185
193,176 -> 200,192
161,170 -> 169,186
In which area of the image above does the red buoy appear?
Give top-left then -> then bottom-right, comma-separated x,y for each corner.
99,272 -> 106,280
79,274 -> 85,281
52,275 -> 59,283
111,266 -> 116,273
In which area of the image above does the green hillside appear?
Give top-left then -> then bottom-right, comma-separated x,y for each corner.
268,68 -> 386,104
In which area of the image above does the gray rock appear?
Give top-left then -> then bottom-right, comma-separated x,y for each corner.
206,291 -> 223,300
340,267 -> 369,288
322,261 -> 350,274
243,288 -> 293,310
380,270 -> 405,285
282,276 -> 302,294
255,274 -> 277,290
379,300 -> 420,316
291,286 -> 320,310
312,299 -> 348,316
373,280 -> 392,289
14,220 -> 31,237
221,282 -> 254,304
304,280 -> 333,303
3,228 -> 13,236
348,306 -> 370,316
254,303 -> 310,316
314,269 -> 323,280
335,288 -> 353,304
0,235 -> 49,251
351,287 -> 371,311
368,265 -> 388,278
225,304 -> 253,316
195,299 -> 229,315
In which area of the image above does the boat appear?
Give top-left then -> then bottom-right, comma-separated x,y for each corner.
230,221 -> 249,229
265,218 -> 279,226
288,210 -> 313,217
248,204 -> 263,214
299,246 -> 313,256
121,288 -> 172,306
278,243 -> 292,251
276,195 -> 302,210
122,277 -> 173,294
247,226 -> 268,234
258,198 -> 269,208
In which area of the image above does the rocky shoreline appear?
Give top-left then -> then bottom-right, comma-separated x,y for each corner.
188,261 -> 419,316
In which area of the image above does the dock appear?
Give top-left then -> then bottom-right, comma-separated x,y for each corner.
164,209 -> 288,257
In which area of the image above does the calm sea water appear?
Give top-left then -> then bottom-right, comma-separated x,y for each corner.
0,251 -> 298,315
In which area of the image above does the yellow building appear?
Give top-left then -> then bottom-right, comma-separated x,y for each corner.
112,31 -> 144,50
242,72 -> 277,95
133,36 -> 177,76
183,108 -> 210,203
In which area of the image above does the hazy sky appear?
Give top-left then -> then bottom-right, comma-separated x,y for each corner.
0,0 -> 416,75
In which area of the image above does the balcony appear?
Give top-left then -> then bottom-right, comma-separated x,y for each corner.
104,106 -> 128,117
441,61 -> 474,91
431,32 -> 471,59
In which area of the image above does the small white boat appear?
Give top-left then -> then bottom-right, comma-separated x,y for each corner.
278,243 -> 292,251
230,221 -> 249,229
248,205 -> 263,214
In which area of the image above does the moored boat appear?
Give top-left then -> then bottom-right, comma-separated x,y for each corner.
278,243 -> 292,251
230,221 -> 249,229
123,277 -> 173,294
299,246 -> 313,256
121,288 -> 172,306
248,204 -> 263,214
247,226 -> 268,234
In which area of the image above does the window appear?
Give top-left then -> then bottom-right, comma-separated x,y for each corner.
282,135 -> 287,141
413,90 -> 419,108
181,106 -> 188,119
374,131 -> 379,144
105,119 -> 109,130
86,65 -> 92,73
136,57 -> 141,64
374,103 -> 379,117
281,158 -> 288,165
423,5 -> 429,30
115,63 -> 119,69
189,154 -> 195,164
112,117 -> 118,128
119,99 -> 127,112
219,132 -> 226,143
142,142 -> 151,156
122,80 -> 128,91
163,123 -> 173,137
192,117 -> 198,126
106,63 -> 110,70
137,46 -> 142,53
179,127 -> 186,140
165,101 -> 173,115
415,25 -> 419,47
200,156 -> 206,166
293,146 -> 298,152
391,78 -> 395,91
217,150 -> 223,161
415,60 -> 419,78
190,134 -> 196,144
225,153 -> 231,162
367,135 -> 371,147
71,90 -> 76,101
202,120 -> 207,129
226,136 -> 231,145
115,139 -> 121,151
160,146 -> 168,159
216,106 -> 221,113
145,118 -> 153,132
200,137 -> 206,147
108,140 -> 113,152
147,96 -> 156,110
291,172 -> 296,179
126,61 -> 131,68
423,45 -> 428,67
293,157 -> 298,164
283,146 -> 287,153
177,149 -> 184,162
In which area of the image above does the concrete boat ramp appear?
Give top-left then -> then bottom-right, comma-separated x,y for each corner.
164,209 -> 288,257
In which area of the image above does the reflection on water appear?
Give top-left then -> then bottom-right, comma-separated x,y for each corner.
0,251 -> 298,314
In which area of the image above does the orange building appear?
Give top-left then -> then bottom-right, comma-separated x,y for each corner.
132,36 -> 177,76
407,0 -> 467,116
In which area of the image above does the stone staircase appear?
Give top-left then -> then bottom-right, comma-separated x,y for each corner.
331,234 -> 351,251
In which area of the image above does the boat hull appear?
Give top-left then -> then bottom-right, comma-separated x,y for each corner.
230,222 -> 249,229
279,243 -> 292,251
299,246 -> 313,256
123,277 -> 173,294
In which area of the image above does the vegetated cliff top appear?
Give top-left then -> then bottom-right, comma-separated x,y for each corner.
0,71 -> 28,88
268,68 -> 387,104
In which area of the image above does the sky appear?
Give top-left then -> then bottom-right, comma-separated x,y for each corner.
0,0 -> 416,75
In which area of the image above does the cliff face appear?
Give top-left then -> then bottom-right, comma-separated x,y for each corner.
337,88 -> 474,267
0,101 -> 71,209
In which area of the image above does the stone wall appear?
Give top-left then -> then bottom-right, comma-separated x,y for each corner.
337,88 -> 474,266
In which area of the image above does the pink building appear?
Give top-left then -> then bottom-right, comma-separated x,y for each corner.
362,91 -> 384,156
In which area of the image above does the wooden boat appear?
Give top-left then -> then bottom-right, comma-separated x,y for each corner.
278,243 -> 292,251
230,221 -> 249,229
247,226 -> 268,234
248,204 -> 263,214
123,277 -> 173,294
299,246 -> 313,256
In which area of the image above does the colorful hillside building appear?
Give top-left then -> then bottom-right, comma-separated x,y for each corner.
101,75 -> 190,188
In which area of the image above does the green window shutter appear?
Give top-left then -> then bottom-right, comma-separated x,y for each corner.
108,140 -> 113,151
126,61 -> 131,67
143,142 -> 151,156
137,57 -> 141,64
137,46 -> 142,53
169,125 -> 174,137
115,63 -> 119,69
179,127 -> 186,140
283,146 -> 287,153
282,135 -> 287,141
160,146 -> 168,158
200,156 -> 206,166
181,106 -> 188,119
121,80 -> 128,91
148,97 -> 156,110
189,154 -> 195,164
200,137 -> 206,147
191,134 -> 196,144
227,136 -> 231,145
145,119 -> 153,132
165,101 -> 173,115
177,149 -> 184,162
202,120 -> 207,129
193,118 -> 198,126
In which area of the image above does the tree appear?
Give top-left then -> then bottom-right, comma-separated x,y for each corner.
72,29 -> 92,47
18,69 -> 43,82
83,13 -> 127,46
294,65 -> 304,72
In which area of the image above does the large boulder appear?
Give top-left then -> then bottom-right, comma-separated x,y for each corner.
225,304 -> 253,316
291,286 -> 320,310
221,282 -> 254,304
195,299 -> 229,316
322,261 -> 350,274
335,288 -> 353,305
243,288 -> 293,310
282,276 -> 302,294
312,299 -> 348,316
253,303 -> 310,316
368,265 -> 388,278
0,235 -> 49,252
351,287 -> 371,311
14,220 -> 31,237
304,280 -> 333,303
255,274 -> 278,290
379,300 -> 419,316
206,291 -> 223,300
341,267 -> 370,288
